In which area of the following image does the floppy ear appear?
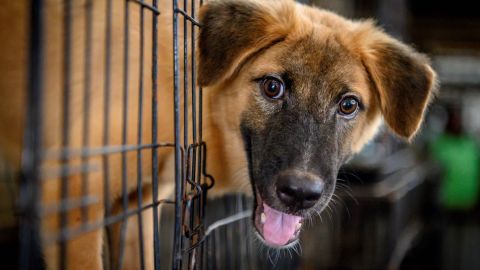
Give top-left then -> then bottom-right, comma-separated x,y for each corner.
198,0 -> 298,86
358,25 -> 437,139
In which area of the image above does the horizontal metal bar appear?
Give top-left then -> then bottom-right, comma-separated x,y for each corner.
204,210 -> 251,236
43,143 -> 175,160
175,8 -> 202,27
129,0 -> 161,15
41,162 -> 100,179
40,196 -> 99,215
44,199 -> 175,245
182,210 -> 251,254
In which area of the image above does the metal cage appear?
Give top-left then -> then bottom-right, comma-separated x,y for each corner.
17,0 -> 224,269
11,0 -> 306,269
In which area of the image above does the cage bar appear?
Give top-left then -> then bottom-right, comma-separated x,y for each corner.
18,0 -> 44,269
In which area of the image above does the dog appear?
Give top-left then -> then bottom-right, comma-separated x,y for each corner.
0,0 -> 436,269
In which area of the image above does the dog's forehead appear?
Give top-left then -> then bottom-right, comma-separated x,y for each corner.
245,28 -> 372,111
280,32 -> 369,107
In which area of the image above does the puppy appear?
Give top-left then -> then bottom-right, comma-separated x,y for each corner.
197,0 -> 436,248
0,0 -> 436,269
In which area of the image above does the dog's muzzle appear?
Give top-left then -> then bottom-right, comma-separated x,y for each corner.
253,170 -> 325,247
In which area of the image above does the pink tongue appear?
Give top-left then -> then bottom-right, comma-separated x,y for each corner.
262,203 -> 302,246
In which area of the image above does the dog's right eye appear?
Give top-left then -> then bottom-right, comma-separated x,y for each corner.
261,77 -> 285,100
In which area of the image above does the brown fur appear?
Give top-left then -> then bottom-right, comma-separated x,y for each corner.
0,0 -> 436,269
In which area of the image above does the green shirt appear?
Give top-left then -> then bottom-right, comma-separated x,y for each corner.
431,134 -> 479,209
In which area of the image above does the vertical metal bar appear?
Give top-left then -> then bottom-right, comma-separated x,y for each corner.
183,0 -> 188,151
198,89 -> 203,166
172,0 -> 183,269
151,0 -> 161,269
243,198 -> 253,270
136,1 -> 146,270
117,0 -> 130,269
182,1 -> 195,268
81,0 -> 93,224
103,0 -> 113,266
214,229 -> 220,269
224,198 -> 232,270
207,235 -> 212,270
237,195 -> 245,270
183,11 -> 193,265
203,236 -> 208,270
197,0 -> 207,259
190,2 -> 202,268
60,0 -> 73,268
18,0 -> 43,268
197,0 -> 205,244
199,0 -> 204,160
191,0 -> 198,187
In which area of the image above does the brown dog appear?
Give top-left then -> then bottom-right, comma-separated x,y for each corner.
0,0 -> 436,269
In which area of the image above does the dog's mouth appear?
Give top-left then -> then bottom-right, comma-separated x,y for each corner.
253,191 -> 303,248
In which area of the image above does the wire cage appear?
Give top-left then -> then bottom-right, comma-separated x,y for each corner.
5,0 -> 318,269
16,0 -> 227,269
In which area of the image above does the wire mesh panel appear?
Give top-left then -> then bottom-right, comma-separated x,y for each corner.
17,0 -> 214,269
171,0 -> 216,269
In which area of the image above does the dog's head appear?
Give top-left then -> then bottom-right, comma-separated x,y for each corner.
198,0 -> 436,248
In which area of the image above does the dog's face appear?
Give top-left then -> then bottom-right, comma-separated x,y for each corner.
198,0 -> 436,248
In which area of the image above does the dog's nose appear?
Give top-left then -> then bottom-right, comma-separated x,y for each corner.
276,172 -> 324,210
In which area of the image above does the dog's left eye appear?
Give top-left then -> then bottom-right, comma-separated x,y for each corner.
338,96 -> 359,118
261,77 -> 285,100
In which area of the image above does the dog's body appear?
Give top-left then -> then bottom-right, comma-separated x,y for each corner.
0,0 -> 436,269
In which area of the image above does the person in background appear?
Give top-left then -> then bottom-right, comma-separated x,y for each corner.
430,104 -> 479,210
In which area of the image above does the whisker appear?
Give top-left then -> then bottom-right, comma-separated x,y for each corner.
332,193 -> 352,220
325,205 -> 334,227
336,179 -> 358,205
338,170 -> 363,184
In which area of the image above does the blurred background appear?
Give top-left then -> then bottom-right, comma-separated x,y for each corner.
295,0 -> 480,269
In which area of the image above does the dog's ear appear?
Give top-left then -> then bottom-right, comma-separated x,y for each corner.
198,0 -> 298,86
356,23 -> 437,140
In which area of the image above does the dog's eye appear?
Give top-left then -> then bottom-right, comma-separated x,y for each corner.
261,77 -> 285,100
338,96 -> 359,118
